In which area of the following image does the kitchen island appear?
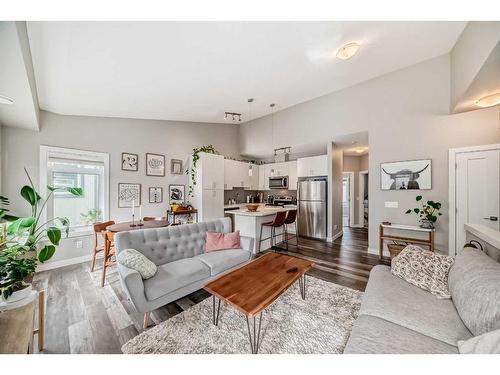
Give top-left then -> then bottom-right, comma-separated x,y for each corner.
225,205 -> 297,254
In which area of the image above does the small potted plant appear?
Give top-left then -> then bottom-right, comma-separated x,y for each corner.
405,195 -> 442,229
0,169 -> 82,302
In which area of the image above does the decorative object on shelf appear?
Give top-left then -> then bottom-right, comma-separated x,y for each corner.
118,183 -> 141,208
170,159 -> 183,175
121,152 -> 139,171
381,159 -> 431,190
80,208 -> 102,225
169,184 -> 185,204
186,145 -> 219,197
405,195 -> 442,229
146,153 -> 165,176
0,169 -> 82,301
149,187 -> 163,203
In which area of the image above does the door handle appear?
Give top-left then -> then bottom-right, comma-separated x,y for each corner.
483,216 -> 498,221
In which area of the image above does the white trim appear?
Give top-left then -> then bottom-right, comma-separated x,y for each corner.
36,255 -> 91,272
359,170 -> 368,228
448,143 -> 500,256
342,172 -> 355,227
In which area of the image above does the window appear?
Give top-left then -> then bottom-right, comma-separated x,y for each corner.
40,146 -> 109,236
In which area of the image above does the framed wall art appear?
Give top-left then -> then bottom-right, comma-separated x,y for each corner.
122,152 -> 138,171
170,158 -> 183,175
118,183 -> 141,207
149,187 -> 163,203
146,153 -> 165,176
169,184 -> 185,204
380,159 -> 432,190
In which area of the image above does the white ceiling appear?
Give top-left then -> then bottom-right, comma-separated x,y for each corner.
27,21 -> 466,124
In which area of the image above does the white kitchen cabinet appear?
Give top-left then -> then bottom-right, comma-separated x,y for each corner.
247,164 -> 259,190
259,164 -> 272,190
272,162 -> 289,177
200,153 -> 225,189
224,159 -> 238,190
224,159 -> 258,190
287,160 -> 298,190
297,155 -> 328,177
201,188 -> 224,221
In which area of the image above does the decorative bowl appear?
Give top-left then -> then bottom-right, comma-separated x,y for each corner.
246,204 -> 259,212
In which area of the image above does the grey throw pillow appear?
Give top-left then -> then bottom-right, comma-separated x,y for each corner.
391,245 -> 454,299
448,248 -> 500,336
458,329 -> 500,354
117,248 -> 157,279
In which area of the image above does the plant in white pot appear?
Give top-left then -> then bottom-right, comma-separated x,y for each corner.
0,169 -> 82,302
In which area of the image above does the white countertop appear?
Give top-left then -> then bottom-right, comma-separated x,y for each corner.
464,223 -> 500,249
225,206 -> 296,217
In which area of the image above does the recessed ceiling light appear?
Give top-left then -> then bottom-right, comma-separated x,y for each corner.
0,95 -> 14,105
336,42 -> 360,60
475,93 -> 500,108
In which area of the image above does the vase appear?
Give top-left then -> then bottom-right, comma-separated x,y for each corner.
419,219 -> 434,229
1,284 -> 32,303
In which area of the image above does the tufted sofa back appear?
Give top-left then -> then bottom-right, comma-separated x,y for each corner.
114,218 -> 232,266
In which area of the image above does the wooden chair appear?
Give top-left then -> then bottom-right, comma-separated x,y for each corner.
91,221 -> 115,272
143,216 -> 168,221
258,211 -> 287,252
100,231 -> 116,287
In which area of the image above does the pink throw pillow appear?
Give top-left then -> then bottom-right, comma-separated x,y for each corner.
205,231 -> 241,252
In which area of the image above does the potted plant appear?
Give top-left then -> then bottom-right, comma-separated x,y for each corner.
186,145 -> 219,197
0,169 -> 82,302
80,208 -> 102,225
405,195 -> 443,229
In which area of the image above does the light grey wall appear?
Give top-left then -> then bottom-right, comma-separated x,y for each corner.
239,54 -> 500,253
1,110 -> 241,265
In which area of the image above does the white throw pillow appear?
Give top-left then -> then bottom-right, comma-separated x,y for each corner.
117,248 -> 157,279
458,329 -> 500,354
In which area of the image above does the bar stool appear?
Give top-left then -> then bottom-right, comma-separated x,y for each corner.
91,221 -> 115,272
258,211 -> 287,252
283,209 -> 298,250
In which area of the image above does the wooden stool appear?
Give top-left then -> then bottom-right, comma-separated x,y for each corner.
258,211 -> 287,252
101,231 -> 116,287
283,210 -> 298,250
91,221 -> 115,272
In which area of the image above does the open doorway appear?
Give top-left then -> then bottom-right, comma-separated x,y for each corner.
342,172 -> 354,227
359,170 -> 369,227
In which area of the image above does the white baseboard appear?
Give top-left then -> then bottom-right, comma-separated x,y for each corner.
327,230 -> 343,242
36,255 -> 91,272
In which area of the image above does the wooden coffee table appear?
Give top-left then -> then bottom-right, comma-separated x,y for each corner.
204,252 -> 314,354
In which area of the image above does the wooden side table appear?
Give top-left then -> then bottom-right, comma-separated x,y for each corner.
167,209 -> 198,225
379,223 -> 435,259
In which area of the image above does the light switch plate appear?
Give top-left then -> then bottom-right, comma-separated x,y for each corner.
75,239 -> 83,249
385,201 -> 399,208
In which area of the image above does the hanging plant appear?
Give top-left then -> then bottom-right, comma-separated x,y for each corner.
186,145 -> 219,197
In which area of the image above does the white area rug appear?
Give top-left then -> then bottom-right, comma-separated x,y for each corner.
122,277 -> 363,354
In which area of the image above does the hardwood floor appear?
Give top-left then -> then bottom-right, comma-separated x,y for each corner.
32,227 -> 389,354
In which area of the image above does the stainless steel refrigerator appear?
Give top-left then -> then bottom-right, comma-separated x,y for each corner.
297,178 -> 327,240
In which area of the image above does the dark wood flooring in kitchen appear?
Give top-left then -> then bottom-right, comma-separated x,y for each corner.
32,227 -> 389,354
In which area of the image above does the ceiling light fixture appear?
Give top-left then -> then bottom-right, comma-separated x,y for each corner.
476,93 -> 500,108
0,95 -> 14,105
336,42 -> 360,60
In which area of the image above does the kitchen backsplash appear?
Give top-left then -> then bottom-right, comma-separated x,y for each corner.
224,187 -> 297,204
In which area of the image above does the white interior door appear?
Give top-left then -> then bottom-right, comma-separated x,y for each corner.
456,149 -> 500,252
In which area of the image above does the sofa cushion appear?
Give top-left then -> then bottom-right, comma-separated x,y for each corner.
143,258 -> 210,301
344,315 -> 458,354
458,329 -> 500,354
391,245 -> 454,298
195,249 -> 251,276
448,248 -> 500,336
116,248 -> 157,279
360,265 -> 472,346
205,231 -> 241,252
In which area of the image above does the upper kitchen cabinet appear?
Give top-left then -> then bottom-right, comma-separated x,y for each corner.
197,152 -> 225,189
270,162 -> 289,177
287,160 -> 298,190
248,163 -> 259,190
297,155 -> 328,177
258,164 -> 270,190
224,159 -> 259,190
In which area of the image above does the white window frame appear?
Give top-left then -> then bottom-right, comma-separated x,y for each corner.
39,145 -> 110,238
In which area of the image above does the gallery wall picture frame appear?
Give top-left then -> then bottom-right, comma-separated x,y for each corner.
118,183 -> 141,208
122,152 -> 139,171
170,158 -> 183,175
149,187 -> 163,203
380,159 -> 432,190
169,184 -> 185,204
146,153 -> 166,176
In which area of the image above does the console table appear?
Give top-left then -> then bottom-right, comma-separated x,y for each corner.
379,223 -> 435,259
167,209 -> 198,225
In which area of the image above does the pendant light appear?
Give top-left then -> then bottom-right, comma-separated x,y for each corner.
248,99 -> 254,177
270,103 -> 276,176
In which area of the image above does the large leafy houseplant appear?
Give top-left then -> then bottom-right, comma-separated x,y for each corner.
186,145 -> 219,197
0,169 -> 82,300
405,195 -> 443,229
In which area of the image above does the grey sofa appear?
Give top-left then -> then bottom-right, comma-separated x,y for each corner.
344,248 -> 500,354
114,218 -> 253,329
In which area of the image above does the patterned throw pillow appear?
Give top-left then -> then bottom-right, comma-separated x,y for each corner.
117,248 -> 157,279
391,245 -> 455,299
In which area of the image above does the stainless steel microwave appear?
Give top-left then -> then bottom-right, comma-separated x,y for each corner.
269,176 -> 289,189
